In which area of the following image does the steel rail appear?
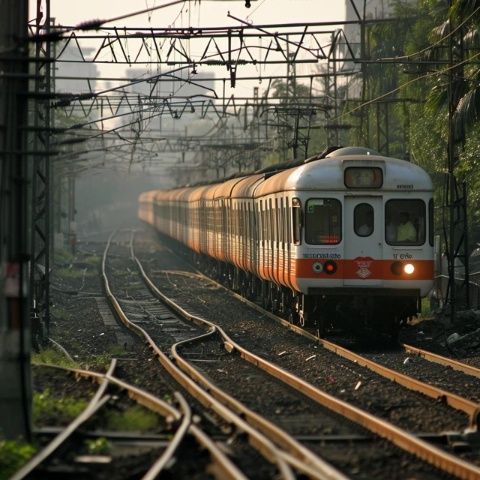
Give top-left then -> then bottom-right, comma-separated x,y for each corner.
141,392 -> 191,480
33,362 -> 246,480
191,266 -> 480,423
137,238 -> 480,480
141,269 -> 480,480
129,235 -> 348,480
402,343 -> 480,379
170,333 -> 344,480
104,232 -> 295,480
317,341 -> 480,422
103,375 -> 248,480
11,360 -> 117,480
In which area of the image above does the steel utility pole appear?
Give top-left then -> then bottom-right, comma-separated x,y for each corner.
445,4 -> 469,321
0,0 -> 32,439
31,0 -> 52,344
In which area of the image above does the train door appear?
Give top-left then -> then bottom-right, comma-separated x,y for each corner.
344,197 -> 382,286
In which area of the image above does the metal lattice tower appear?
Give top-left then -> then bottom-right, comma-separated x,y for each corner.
30,0 -> 53,344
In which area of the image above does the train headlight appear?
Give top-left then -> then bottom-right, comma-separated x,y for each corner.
404,263 -> 415,275
312,262 -> 323,273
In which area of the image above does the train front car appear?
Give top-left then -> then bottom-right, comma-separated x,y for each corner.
259,147 -> 434,336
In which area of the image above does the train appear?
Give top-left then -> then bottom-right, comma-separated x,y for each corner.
139,146 -> 434,337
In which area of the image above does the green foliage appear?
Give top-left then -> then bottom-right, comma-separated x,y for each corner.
55,267 -> 96,279
85,437 -> 111,454
267,79 -> 317,161
84,255 -> 100,265
0,439 -> 37,480
51,305 -> 70,321
33,389 -> 88,425
32,348 -> 78,368
54,248 -> 75,264
105,405 -> 161,432
84,345 -> 128,370
418,296 -> 433,319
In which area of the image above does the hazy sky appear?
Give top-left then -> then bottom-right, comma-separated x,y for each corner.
28,1 -> 348,100
29,1 -> 346,28
27,2 -> 350,175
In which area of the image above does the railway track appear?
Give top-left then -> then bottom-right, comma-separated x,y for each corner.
16,359 -> 238,479
131,228 -> 480,479
105,230 -> 347,480
31,231 -> 478,478
109,231 -> 479,478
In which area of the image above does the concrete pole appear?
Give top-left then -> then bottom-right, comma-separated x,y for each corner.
0,0 -> 32,439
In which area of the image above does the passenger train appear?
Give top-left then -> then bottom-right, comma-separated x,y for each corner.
139,146 -> 434,336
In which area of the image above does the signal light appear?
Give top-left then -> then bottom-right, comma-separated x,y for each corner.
312,262 -> 323,273
391,261 -> 402,275
324,260 -> 337,275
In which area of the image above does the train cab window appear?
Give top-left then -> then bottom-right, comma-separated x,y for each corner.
305,198 -> 341,245
354,203 -> 374,237
385,199 -> 426,246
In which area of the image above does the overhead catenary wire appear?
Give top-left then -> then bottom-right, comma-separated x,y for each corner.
30,0 -> 188,41
48,4 -> 480,176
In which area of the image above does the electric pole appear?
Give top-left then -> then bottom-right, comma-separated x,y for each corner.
0,0 -> 32,439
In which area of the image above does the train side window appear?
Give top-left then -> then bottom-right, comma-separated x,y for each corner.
269,199 -> 273,243
354,203 -> 374,237
429,199 -> 434,246
275,198 -> 279,245
258,202 -> 262,243
261,202 -> 266,243
305,198 -> 341,245
385,199 -> 426,246
292,198 -> 302,245
286,198 -> 291,244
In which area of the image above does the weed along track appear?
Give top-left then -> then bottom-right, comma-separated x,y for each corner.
18,360 -> 217,479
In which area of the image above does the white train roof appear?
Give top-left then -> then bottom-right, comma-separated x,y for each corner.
254,153 -> 432,197
140,148 -> 433,203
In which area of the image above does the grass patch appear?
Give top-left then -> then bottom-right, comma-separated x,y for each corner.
83,255 -> 100,265
105,405 -> 161,432
84,345 -> 128,370
85,437 -> 111,454
54,249 -> 74,264
56,268 -> 98,280
51,305 -> 70,321
111,269 -> 136,279
33,389 -> 88,425
32,348 -> 78,369
419,296 -> 433,319
0,439 -> 37,480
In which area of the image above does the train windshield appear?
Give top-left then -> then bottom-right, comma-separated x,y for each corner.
305,198 -> 342,245
385,199 -> 426,246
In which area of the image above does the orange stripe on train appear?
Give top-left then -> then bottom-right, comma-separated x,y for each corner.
295,258 -> 434,280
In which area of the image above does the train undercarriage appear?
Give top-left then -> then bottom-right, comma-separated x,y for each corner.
189,250 -> 420,339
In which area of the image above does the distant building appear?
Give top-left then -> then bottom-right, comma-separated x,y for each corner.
343,0 -> 415,98
54,43 -> 98,94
